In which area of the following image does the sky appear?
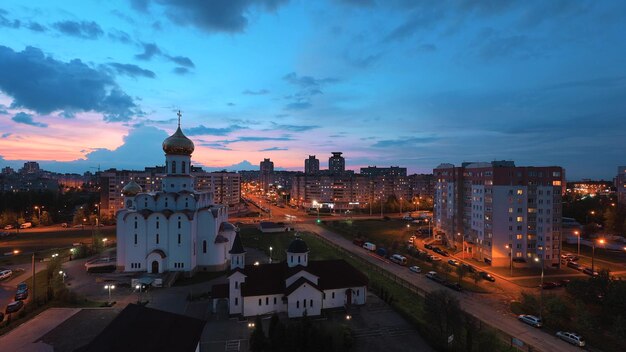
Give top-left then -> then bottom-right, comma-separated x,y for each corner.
0,0 -> 625,180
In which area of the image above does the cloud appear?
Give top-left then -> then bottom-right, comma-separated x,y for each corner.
0,46 -> 140,122
0,9 -> 20,29
199,142 -> 232,151
185,124 -> 246,136
283,72 -> 339,88
135,42 -> 162,60
259,146 -> 287,151
53,20 -> 103,39
269,122 -> 319,132
242,89 -> 270,95
285,101 -> 312,110
11,112 -> 47,127
372,136 -> 439,148
1,132 -> 11,138
217,136 -> 294,144
108,63 -> 156,78
165,55 -> 195,68
58,111 -> 75,119
108,29 -> 132,43
173,67 -> 190,75
136,0 -> 289,33
26,22 -> 46,32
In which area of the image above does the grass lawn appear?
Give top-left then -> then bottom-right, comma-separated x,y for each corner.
174,270 -> 226,286
0,227 -> 116,266
321,219 -> 415,248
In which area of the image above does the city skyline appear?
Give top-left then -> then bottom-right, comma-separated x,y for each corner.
1,1 -> 626,179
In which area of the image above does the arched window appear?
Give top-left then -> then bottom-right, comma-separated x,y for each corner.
134,234 -> 137,245
156,233 -> 159,244
171,161 -> 176,174
182,161 -> 186,174
203,240 -> 207,253
178,234 -> 181,244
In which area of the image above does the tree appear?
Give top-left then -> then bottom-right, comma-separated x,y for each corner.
424,290 -> 462,347
544,295 -> 570,329
250,316 -> 267,351
441,263 -> 453,281
456,265 -> 469,285
268,313 -> 286,351
40,211 -> 52,226
472,272 -> 482,285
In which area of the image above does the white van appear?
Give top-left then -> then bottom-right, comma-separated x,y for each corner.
362,242 -> 376,251
390,254 -> 407,266
0,269 -> 12,280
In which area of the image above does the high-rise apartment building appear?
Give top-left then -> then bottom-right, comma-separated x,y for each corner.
360,166 -> 407,178
259,158 -> 274,191
304,155 -> 320,175
617,166 -> 626,206
328,152 -> 345,174
434,161 -> 564,268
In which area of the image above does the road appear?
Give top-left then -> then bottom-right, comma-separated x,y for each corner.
0,260 -> 47,318
296,222 -> 581,352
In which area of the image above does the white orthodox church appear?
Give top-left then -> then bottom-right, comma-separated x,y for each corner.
116,114 -> 236,274
212,236 -> 369,318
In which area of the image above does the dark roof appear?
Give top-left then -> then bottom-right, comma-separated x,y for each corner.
214,234 -> 229,244
239,259 -> 367,297
212,283 -> 229,299
229,232 -> 245,254
76,304 -> 205,352
287,238 -> 309,253
285,277 -> 321,296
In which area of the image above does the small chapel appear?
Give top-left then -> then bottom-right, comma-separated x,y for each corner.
116,112 -> 236,274
212,235 -> 369,318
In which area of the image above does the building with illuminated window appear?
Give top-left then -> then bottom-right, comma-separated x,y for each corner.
617,166 -> 626,207
434,161 -> 565,268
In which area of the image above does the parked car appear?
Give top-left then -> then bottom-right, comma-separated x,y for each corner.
375,247 -> 387,257
15,282 -> 28,300
6,300 -> 24,314
0,269 -> 13,280
426,271 -> 441,281
582,268 -> 599,276
429,255 -> 442,262
448,259 -> 460,266
567,261 -> 583,270
19,222 -> 32,229
540,282 -> 559,289
558,279 -> 571,287
518,314 -> 543,328
362,242 -> 376,251
409,265 -> 421,273
424,243 -> 433,250
480,272 -> 496,282
461,263 -> 476,273
61,223 -> 68,228
556,331 -> 586,347
4,225 -> 14,230
445,282 -> 463,292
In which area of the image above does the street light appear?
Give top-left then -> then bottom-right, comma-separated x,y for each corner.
269,246 -> 273,264
505,244 -> 513,276
135,284 -> 143,303
59,270 -> 65,283
574,231 -> 581,257
592,239 -> 605,273
104,284 -> 115,302
534,254 -> 545,321
102,238 -> 108,247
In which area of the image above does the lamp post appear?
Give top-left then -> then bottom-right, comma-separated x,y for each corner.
102,238 -> 108,247
269,246 -> 273,264
135,284 -> 143,303
34,206 -> 41,221
59,270 -> 65,283
534,254 -> 544,321
505,244 -> 513,276
104,284 -> 115,302
400,197 -> 403,215
380,193 -> 384,219
586,210 -> 595,224
574,230 -> 581,257
592,239 -> 605,273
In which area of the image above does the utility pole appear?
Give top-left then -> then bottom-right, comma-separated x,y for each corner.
31,253 -> 35,305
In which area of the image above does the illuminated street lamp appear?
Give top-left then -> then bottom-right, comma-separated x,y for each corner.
59,270 -> 65,283
534,254 -> 545,320
574,230 -> 581,257
102,238 -> 108,247
104,284 -> 115,302
269,246 -> 273,264
505,244 -> 513,276
13,249 -> 19,255
592,239 -> 605,273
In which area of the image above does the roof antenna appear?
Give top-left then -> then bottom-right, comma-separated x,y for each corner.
177,110 -> 182,128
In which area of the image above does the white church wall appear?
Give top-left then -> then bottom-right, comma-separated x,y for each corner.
124,213 -> 147,272
166,213 -> 192,271
287,284 -> 322,318
243,294 -> 286,317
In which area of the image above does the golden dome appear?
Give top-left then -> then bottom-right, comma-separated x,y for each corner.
162,126 -> 195,155
122,180 -> 142,196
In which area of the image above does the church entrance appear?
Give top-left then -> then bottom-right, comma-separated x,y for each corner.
151,260 -> 159,274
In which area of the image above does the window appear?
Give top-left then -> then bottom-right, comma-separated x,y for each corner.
156,233 -> 159,244
134,234 -> 137,245
134,221 -> 137,229
156,221 -> 159,229
310,299 -> 313,307
235,297 -> 238,306
296,301 -> 299,308
178,234 -> 181,244
203,240 -> 207,253
516,216 -> 523,222
356,289 -> 360,296
259,299 -> 262,306
171,161 -> 176,174
332,292 -> 335,299
266,297 -> 269,305
235,281 -> 238,289
516,234 -> 523,240
517,189 -> 523,195
178,221 -> 181,229
552,180 -> 561,186
274,297 -> 277,304
304,300 -> 307,308
508,208 -> 513,213
298,256 -> 301,264
182,161 -> 186,174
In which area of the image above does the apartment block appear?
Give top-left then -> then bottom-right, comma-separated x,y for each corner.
617,166 -> 626,206
434,161 -> 565,268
